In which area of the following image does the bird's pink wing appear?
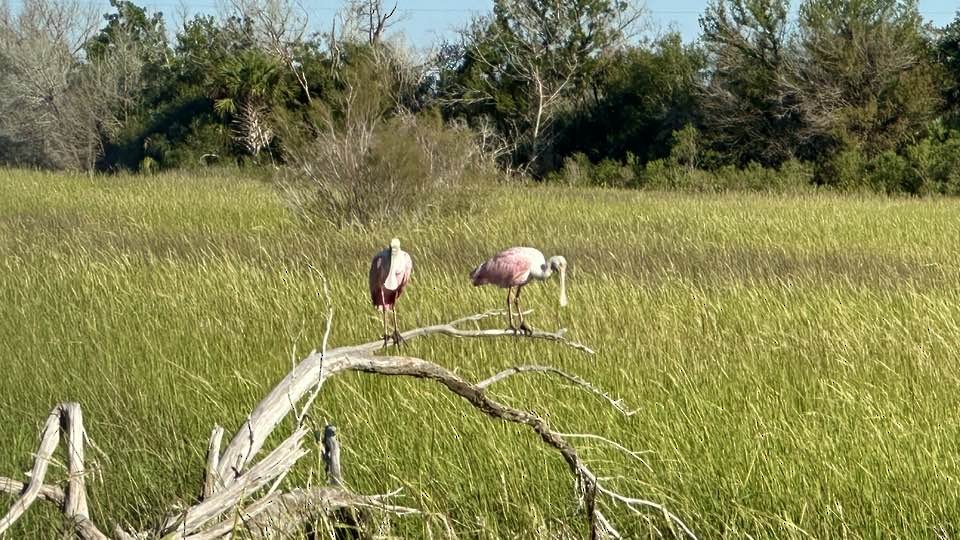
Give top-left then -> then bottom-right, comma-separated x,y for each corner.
472,248 -> 533,287
369,252 -> 387,307
392,252 -> 413,299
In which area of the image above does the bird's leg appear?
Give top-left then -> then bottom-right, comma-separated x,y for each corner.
505,287 -> 517,333
381,308 -> 389,348
391,304 -> 404,348
516,285 -> 532,336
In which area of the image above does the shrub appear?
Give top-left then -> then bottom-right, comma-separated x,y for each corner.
775,159 -> 816,191
591,158 -> 636,188
817,148 -> 867,190
639,158 -> 813,193
547,153 -> 592,186
547,152 -> 637,188
811,128 -> 960,195
866,150 -> 912,193
279,110 -> 490,226
903,131 -> 960,195
274,49 -> 494,226
669,124 -> 701,170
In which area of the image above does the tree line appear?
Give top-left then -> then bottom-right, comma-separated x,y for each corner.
2,0 -> 960,197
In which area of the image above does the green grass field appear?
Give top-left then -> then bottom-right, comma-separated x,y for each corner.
3,169 -> 960,538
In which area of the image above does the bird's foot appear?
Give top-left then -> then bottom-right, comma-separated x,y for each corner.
519,322 -> 534,336
391,330 -> 405,348
505,324 -> 519,335
381,334 -> 390,348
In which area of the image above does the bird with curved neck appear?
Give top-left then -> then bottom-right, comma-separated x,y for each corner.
470,247 -> 568,335
368,238 -> 413,346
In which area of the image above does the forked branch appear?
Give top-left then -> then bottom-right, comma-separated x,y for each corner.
341,354 -> 694,539
1,311 -> 694,539
0,403 -> 108,540
216,310 -> 593,484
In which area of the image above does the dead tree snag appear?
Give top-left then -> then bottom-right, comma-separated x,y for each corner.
0,310 -> 695,539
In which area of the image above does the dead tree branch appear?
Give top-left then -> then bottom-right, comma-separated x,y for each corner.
340,354 -> 695,539
216,310 -> 592,484
0,312 -> 693,539
0,403 -> 108,540
477,365 -> 634,415
0,478 -> 64,506
0,406 -> 66,534
322,425 -> 343,487
201,426 -> 224,501
160,427 -> 310,538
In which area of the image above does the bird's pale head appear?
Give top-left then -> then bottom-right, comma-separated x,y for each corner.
549,256 -> 568,307
549,256 -> 567,272
390,238 -> 401,251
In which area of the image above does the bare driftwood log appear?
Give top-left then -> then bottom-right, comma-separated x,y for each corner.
201,425 -> 224,501
0,402 -> 108,540
0,310 -> 695,539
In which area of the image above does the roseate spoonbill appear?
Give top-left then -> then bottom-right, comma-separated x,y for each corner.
369,238 -> 413,346
470,247 -> 568,335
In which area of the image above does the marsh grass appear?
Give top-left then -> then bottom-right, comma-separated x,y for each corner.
3,169 -> 960,537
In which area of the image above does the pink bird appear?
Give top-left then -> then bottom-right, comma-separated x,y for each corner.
369,238 -> 413,346
470,247 -> 568,335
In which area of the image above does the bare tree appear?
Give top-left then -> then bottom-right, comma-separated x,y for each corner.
357,0 -> 398,45
0,0 -> 101,169
333,0 -> 400,46
226,0 -> 314,101
451,0 -> 644,174
324,0 -> 404,75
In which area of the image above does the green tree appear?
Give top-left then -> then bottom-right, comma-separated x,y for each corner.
553,32 -> 705,165
85,0 -> 169,83
439,0 -> 643,174
212,50 -> 294,159
937,11 -> 960,127
699,0 -> 800,166
788,0 -> 941,158
173,15 -> 257,95
81,0 -> 173,169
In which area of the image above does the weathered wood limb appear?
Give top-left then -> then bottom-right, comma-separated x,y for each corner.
597,485 -> 697,539
73,515 -> 111,540
0,406 -> 63,535
340,310 -> 596,356
215,353 -> 331,484
185,486 -> 420,540
201,426 -> 224,500
160,427 -> 310,539
113,525 -> 139,540
339,355 -> 604,533
477,365 -> 637,416
338,354 -> 695,540
0,403 -> 110,540
0,477 -> 64,506
61,403 -> 110,540
61,402 -> 89,519
2,312 -> 687,539
555,433 -> 653,471
216,311 -> 591,487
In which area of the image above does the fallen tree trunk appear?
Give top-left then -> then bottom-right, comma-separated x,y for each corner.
0,310 -> 695,539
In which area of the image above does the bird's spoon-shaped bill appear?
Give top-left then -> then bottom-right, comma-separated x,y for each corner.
559,266 -> 568,307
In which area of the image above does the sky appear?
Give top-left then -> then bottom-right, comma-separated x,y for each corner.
14,0 -> 959,47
